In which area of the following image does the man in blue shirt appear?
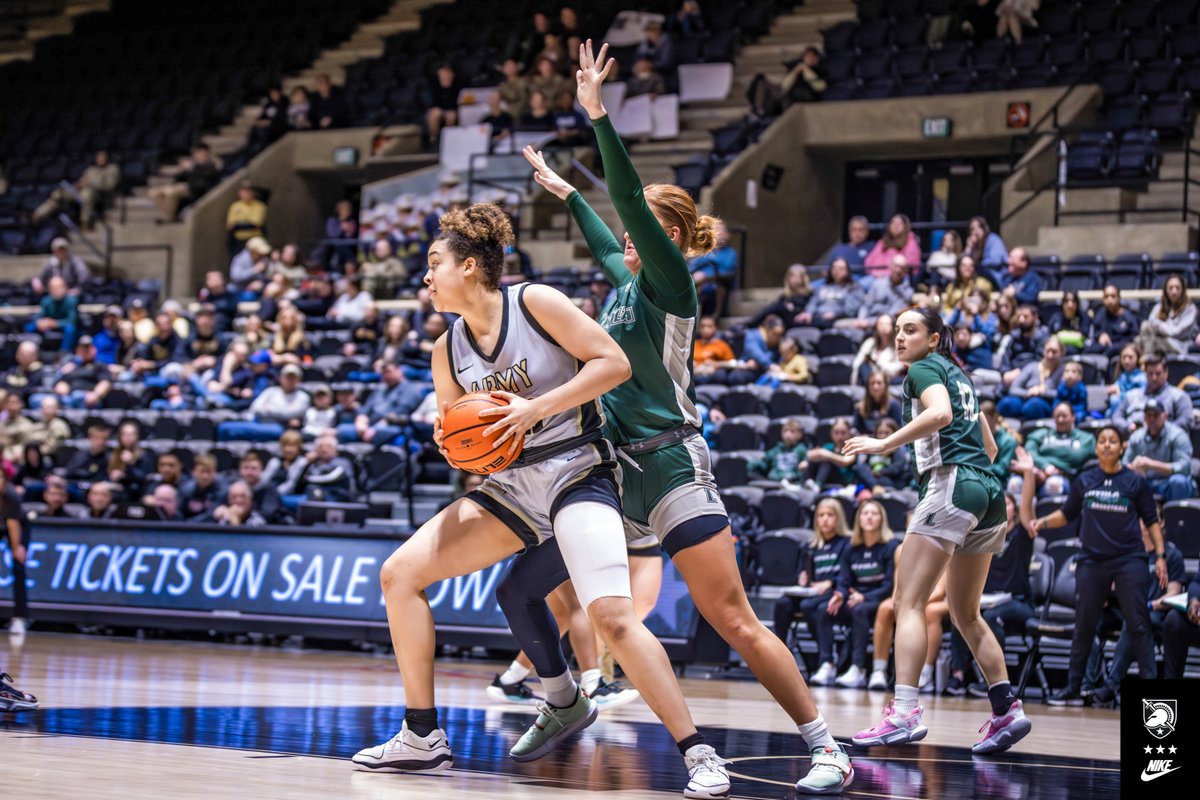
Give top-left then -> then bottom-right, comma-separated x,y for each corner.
826,216 -> 873,270
1123,399 -> 1197,500
337,361 -> 427,445
997,247 -> 1042,306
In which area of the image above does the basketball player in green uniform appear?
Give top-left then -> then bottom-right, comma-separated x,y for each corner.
505,40 -> 853,795
845,306 -> 1032,754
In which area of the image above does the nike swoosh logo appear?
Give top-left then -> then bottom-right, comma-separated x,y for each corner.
457,365 -> 471,373
1141,767 -> 1182,782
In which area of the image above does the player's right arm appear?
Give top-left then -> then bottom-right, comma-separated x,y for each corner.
431,334 -> 465,455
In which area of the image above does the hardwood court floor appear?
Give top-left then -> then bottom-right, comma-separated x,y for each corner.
1,633 -> 1120,799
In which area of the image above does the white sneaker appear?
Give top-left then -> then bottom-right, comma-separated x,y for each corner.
918,671 -> 936,694
8,618 -> 26,636
352,723 -> 453,773
810,662 -> 838,686
683,744 -> 730,799
795,744 -> 854,795
867,670 -> 888,690
835,665 -> 866,688
586,678 -> 640,710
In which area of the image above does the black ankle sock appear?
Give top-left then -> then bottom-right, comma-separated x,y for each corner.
987,682 -> 1016,717
676,732 -> 705,756
405,707 -> 439,738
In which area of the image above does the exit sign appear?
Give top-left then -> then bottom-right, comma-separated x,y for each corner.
922,117 -> 952,138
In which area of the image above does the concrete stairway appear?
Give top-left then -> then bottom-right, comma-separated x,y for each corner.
0,0 -> 110,66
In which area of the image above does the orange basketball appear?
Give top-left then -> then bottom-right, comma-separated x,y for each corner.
441,391 -> 525,474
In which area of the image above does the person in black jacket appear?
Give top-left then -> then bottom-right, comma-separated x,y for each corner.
1085,284 -> 1141,356
772,498 -> 853,684
61,422 -> 111,490
1162,571 -> 1200,679
238,452 -> 285,524
1015,430 -> 1168,706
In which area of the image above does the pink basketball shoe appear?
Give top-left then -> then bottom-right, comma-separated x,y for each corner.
851,702 -> 928,747
972,700 -> 1033,755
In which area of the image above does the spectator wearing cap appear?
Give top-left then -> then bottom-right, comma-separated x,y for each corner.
1124,398 -> 1197,500
36,336 -> 111,409
1114,354 -> 1194,431
32,238 -> 90,296
219,363 -> 311,442
230,236 -> 272,294
303,384 -> 338,439
227,182 -> 268,257
338,362 -> 426,446
149,144 -> 222,223
30,276 -> 78,350
689,220 -> 739,319
92,306 -> 124,365
327,276 -> 372,326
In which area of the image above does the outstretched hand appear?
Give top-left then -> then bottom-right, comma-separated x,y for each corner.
576,39 -> 615,119
523,146 -> 576,201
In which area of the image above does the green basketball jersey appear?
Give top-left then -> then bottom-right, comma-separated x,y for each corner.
903,353 -> 992,480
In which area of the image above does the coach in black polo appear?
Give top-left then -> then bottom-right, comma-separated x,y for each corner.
1014,423 -> 1169,706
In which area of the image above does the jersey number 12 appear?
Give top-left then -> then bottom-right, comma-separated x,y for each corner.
957,380 -> 979,423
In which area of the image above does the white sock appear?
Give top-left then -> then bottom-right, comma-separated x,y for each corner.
797,714 -> 838,751
580,668 -> 602,696
499,660 -> 531,685
919,664 -> 934,686
872,659 -> 888,673
539,669 -> 580,708
893,684 -> 919,715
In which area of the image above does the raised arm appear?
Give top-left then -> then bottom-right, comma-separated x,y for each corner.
575,40 -> 695,312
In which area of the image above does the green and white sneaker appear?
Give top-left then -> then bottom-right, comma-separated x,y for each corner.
509,691 -> 599,762
795,745 -> 854,795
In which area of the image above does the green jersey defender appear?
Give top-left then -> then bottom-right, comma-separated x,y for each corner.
566,115 -> 727,547
904,353 -> 1007,555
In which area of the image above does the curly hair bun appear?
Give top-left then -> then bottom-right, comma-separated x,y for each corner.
690,215 -> 719,256
438,202 -> 514,249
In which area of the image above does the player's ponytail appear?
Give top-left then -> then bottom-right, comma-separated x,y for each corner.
910,305 -> 953,359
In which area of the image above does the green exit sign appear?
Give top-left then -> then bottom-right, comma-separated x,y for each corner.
922,117 -> 953,138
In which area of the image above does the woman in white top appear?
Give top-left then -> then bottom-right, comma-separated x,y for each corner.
926,229 -> 963,287
1137,274 -> 1198,356
852,313 -> 903,385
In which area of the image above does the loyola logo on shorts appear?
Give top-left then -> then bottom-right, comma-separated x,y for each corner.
1144,700 -> 1178,739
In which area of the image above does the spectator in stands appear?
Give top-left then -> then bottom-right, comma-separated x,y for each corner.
30,276 -> 77,351
424,64 -> 461,146
0,394 -> 34,462
374,315 -> 410,372
999,303 -> 1048,376
77,150 -> 120,230
669,0 -> 707,35
780,497 -> 852,682
480,93 -> 515,150
46,336 -> 111,409
1087,285 -> 1140,356
747,46 -> 827,111
518,89 -> 555,132
851,314 -> 902,385
497,58 -> 529,119
29,396 -> 70,457
88,305 -> 122,366
730,314 -> 784,383
756,336 -> 811,389
966,217 -> 1008,279
290,431 -> 357,502
238,452 -> 284,524
267,244 -> 308,289
32,238 -> 89,297
229,236 -> 272,294
510,11 -> 552,70
1124,398 -> 1197,501
38,476 -> 76,519
198,270 -> 240,331
997,247 -> 1040,305
263,430 -> 305,490
926,230 -> 963,287
854,372 -> 901,435
636,20 -> 676,72
853,417 -> 912,492
549,90 -> 590,148
951,313 -> 995,374
1114,354 -> 1193,431
60,424 -> 110,488
144,484 -> 181,522
1016,431 -> 1167,706
226,181 -> 268,258
863,214 -> 920,279
110,320 -> 140,378
992,294 -> 1017,342
1055,360 -> 1088,422
982,400 -> 1020,480
311,74 -> 349,129
152,453 -> 183,493
1024,401 -> 1094,494
303,384 -> 338,440
317,200 -> 359,272
809,417 -> 858,488
2,341 -> 47,401
828,216 -> 873,270
749,264 -> 811,327
748,418 -> 808,485
179,454 -> 224,519
1048,291 -> 1086,352
941,255 -> 989,314
797,258 -> 862,328
238,363 -> 310,439
287,87 -> 313,130
401,312 -> 446,381
107,421 -> 154,499
247,87 -> 289,154
1137,274 -> 1197,357
327,276 -> 372,325
945,491 -> 1034,696
1162,570 -> 1200,679
856,254 -> 914,326
826,500 -> 896,688
149,144 -> 221,223
996,0 -> 1040,43
339,362 -> 425,445
211,480 -> 267,528
693,316 -> 737,385
535,31 -> 567,69
85,481 -> 117,520
128,310 -> 185,382
627,57 -> 667,98
1106,343 -> 1145,415
690,219 -> 738,318
998,336 -> 1064,420
127,298 -> 155,343
270,306 -> 310,365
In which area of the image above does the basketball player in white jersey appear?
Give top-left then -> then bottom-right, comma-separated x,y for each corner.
353,203 -> 729,799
